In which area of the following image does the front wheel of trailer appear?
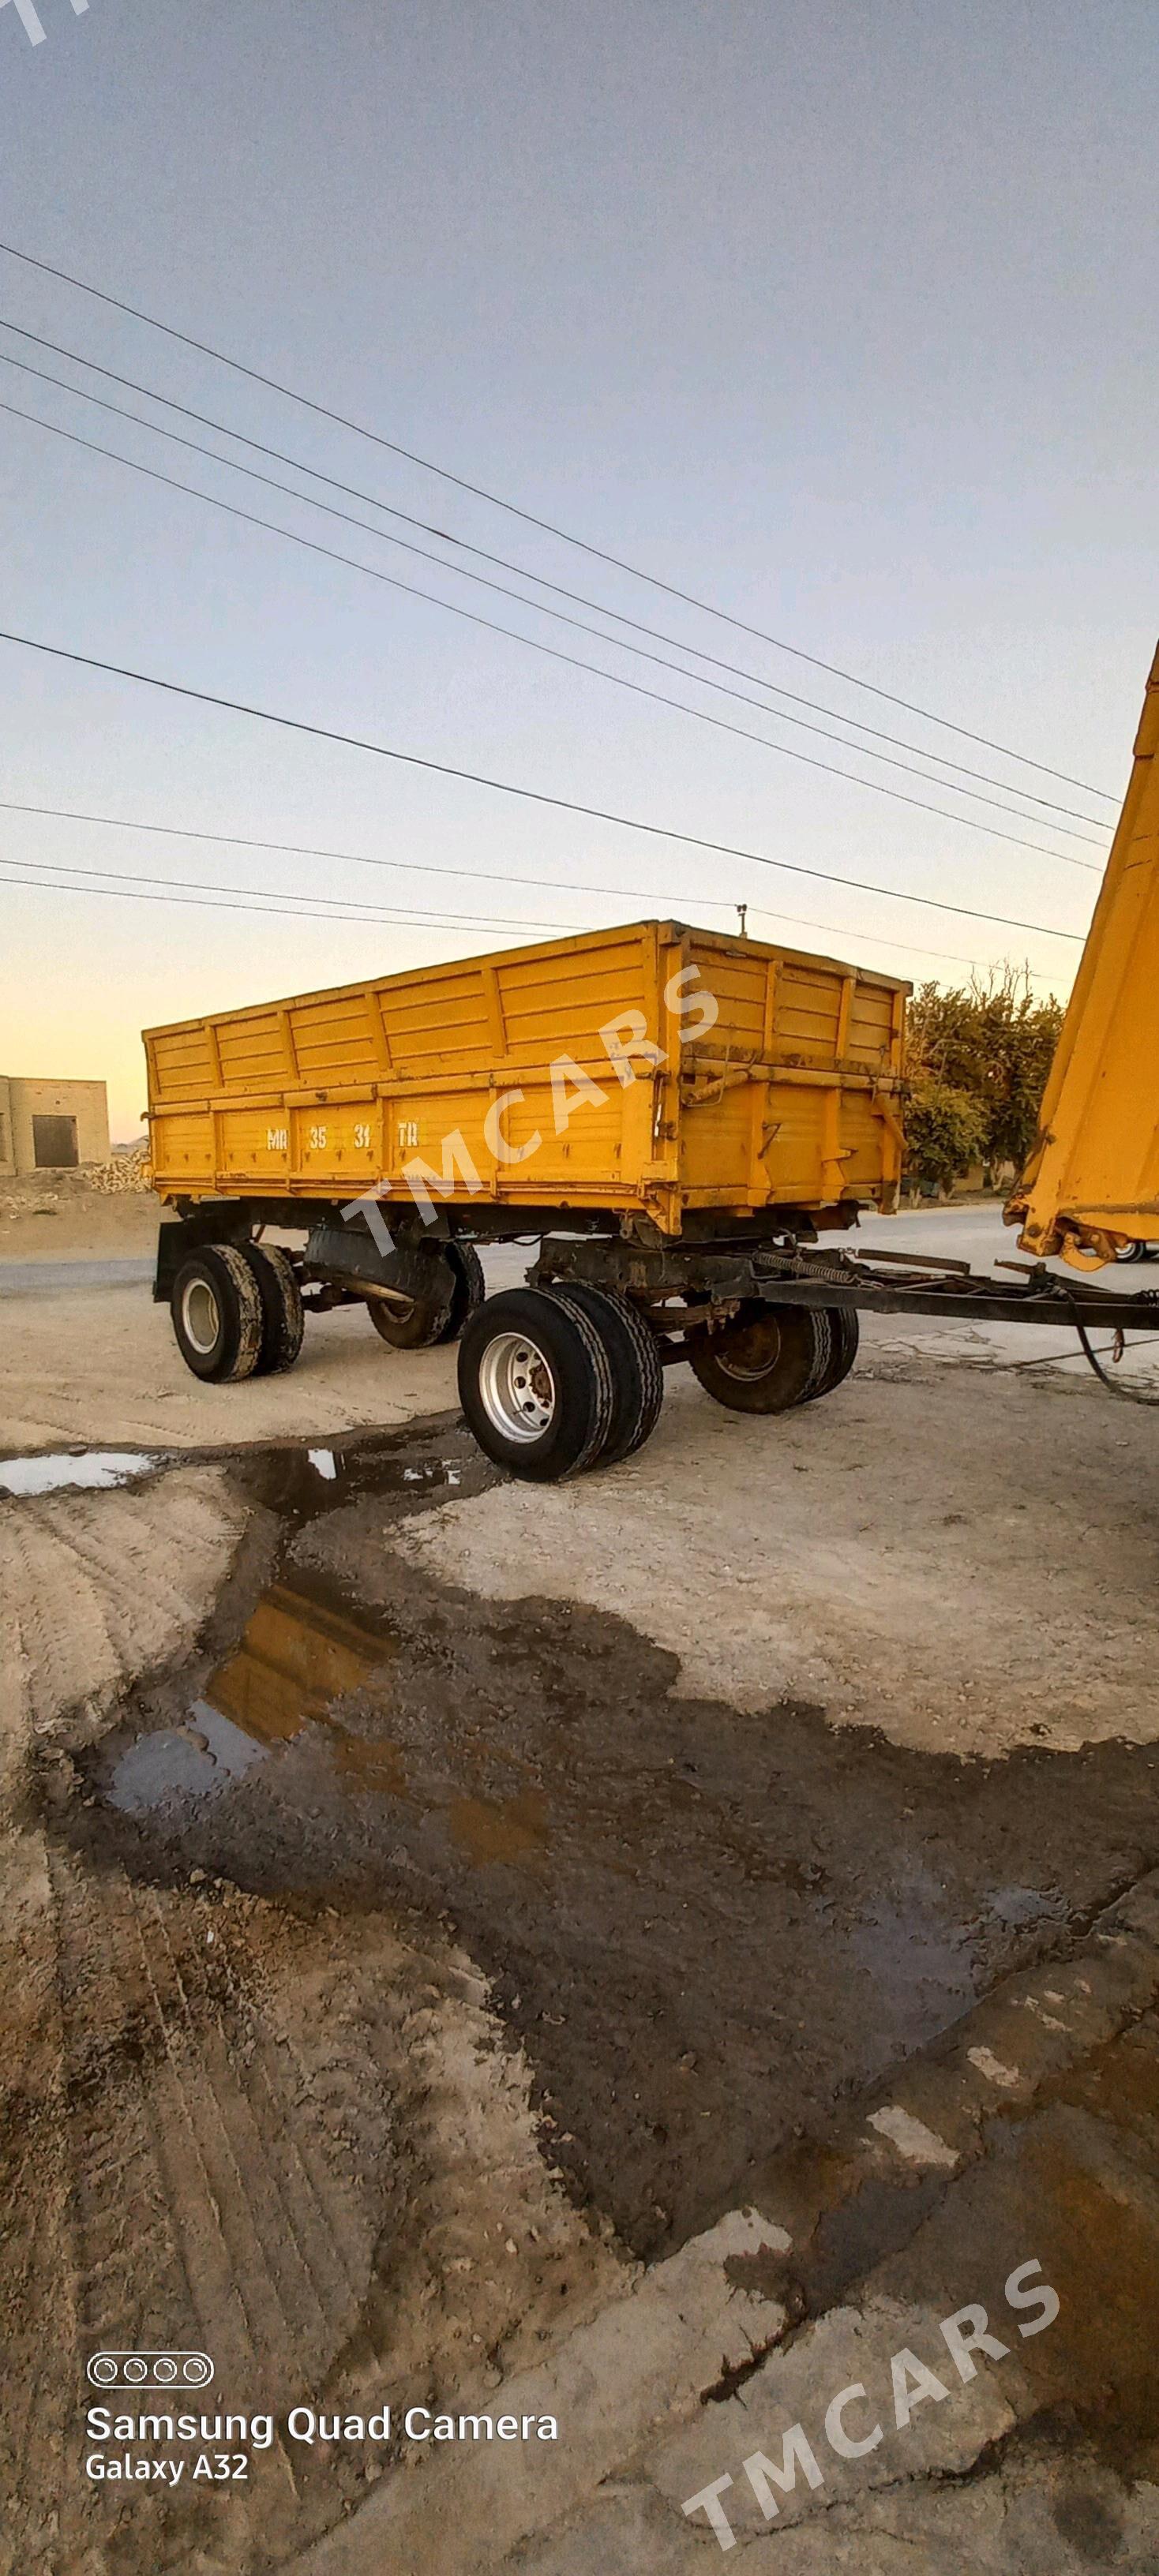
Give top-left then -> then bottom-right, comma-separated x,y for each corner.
545,1283 -> 664,1466
170,1245 -> 264,1384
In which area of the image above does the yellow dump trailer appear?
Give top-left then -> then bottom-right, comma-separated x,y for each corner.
1009,642 -> 1159,1267
146,919 -> 907,1479
146,919 -> 907,1232
144,852 -> 1159,1473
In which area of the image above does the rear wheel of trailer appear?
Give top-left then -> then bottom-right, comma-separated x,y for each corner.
457,1286 -> 619,1481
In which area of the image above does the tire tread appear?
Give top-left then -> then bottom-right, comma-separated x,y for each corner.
546,1284 -> 664,1467
214,1245 -> 264,1382
242,1242 -> 305,1375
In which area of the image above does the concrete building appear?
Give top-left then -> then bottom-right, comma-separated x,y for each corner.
0,1076 -> 110,1177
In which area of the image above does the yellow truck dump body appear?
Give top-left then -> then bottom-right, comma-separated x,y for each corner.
1010,642 -> 1159,1266
145,919 -> 908,1234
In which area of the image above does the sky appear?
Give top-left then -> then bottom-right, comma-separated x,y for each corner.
0,0 -> 1156,1136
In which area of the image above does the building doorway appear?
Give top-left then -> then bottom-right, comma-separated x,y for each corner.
32,1114 -> 79,1168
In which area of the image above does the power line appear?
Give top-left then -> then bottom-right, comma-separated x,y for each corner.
0,873 -> 561,934
0,858 -> 570,934
0,346 -> 1106,851
0,623 -> 1090,945
0,863 -> 1062,990
0,393 -> 1104,871
0,316 -> 1111,837
0,236 -> 1117,804
0,795 -> 1062,975
2,791 -> 748,915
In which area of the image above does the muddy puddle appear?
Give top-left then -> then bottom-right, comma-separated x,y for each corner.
96,1559 -> 554,1878
64,1430 -> 1159,2260
0,1425 -> 470,1509
0,1447 -> 161,1496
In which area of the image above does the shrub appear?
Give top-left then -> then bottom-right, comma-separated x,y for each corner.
903,1076 -> 989,1194
904,969 -> 1063,1183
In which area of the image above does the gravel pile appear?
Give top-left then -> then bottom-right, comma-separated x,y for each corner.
0,1148 -> 152,1218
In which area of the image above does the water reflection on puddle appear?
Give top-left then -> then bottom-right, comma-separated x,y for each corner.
109,1702 -> 267,1813
448,1788 -> 549,1867
287,1447 -> 461,1505
103,1574 -> 544,1872
107,1579 -> 398,1813
0,1450 -> 159,1498
2,1435 -> 464,1510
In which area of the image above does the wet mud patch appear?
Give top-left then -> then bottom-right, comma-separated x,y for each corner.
234,1419 -> 485,1512
65,1485 -> 1159,2261
8,1422 -> 635,2575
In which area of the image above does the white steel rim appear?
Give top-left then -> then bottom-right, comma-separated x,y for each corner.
182,1276 -> 221,1355
478,1330 -> 557,1442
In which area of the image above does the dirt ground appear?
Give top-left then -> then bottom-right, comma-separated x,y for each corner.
0,1273 -> 467,1449
0,1174 -> 160,1259
0,1442 -> 623,2576
4,1193 -> 1159,2573
60,1381 -> 1159,2275
0,1182 -> 496,1447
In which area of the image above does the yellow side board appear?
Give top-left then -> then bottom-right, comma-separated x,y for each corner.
144,919 -> 908,1237
1010,646 -> 1159,1266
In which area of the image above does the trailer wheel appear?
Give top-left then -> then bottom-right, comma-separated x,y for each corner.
366,1247 -> 458,1348
687,1301 -> 831,1414
240,1242 -> 305,1374
171,1245 -> 264,1384
429,1241 -> 486,1344
546,1284 -> 664,1466
458,1287 -> 614,1480
800,1305 -> 860,1402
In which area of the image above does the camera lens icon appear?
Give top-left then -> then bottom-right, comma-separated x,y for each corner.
87,2349 -> 215,2390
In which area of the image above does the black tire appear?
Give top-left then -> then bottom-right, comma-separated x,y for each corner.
240,1242 -> 305,1375
429,1241 -> 487,1345
546,1284 -> 664,1468
800,1305 -> 860,1402
170,1245 -> 264,1384
686,1301 -> 831,1414
366,1246 -> 459,1349
458,1287 -> 615,1481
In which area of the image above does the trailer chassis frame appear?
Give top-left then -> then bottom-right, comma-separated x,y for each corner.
532,1234 -> 1159,1338
153,1200 -> 1159,1350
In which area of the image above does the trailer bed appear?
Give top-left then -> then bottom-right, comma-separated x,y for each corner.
145,919 -> 908,1235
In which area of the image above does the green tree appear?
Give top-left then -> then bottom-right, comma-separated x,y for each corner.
903,1076 -> 988,1195
904,968 -> 1063,1186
